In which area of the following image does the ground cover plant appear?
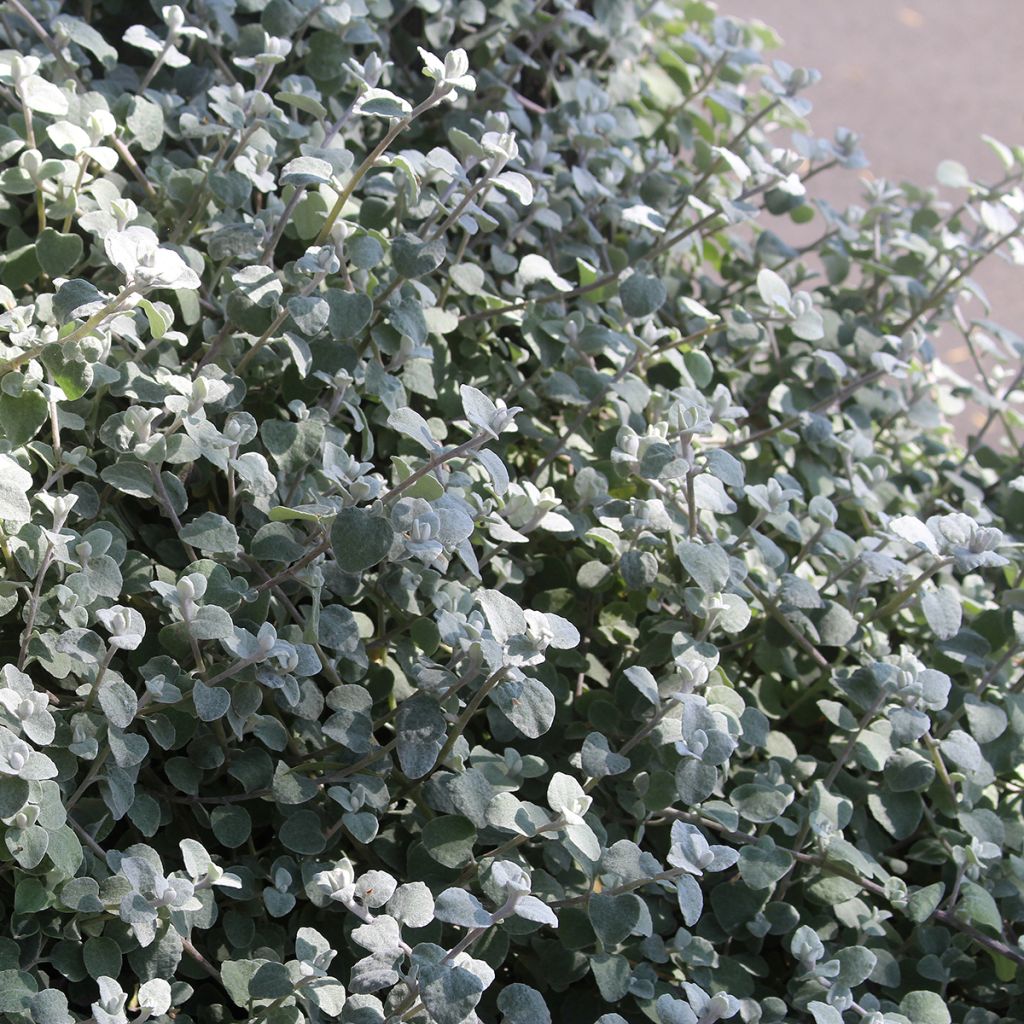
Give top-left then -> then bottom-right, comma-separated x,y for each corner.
0,1 -> 1023,1022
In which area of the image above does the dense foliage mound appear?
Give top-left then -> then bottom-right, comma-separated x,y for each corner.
0,2 -> 1022,1023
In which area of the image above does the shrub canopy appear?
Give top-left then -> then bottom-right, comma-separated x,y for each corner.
0,2 -> 1023,1024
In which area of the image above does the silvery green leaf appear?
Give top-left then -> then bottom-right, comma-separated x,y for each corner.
180,512 -> 239,554
692,474 -> 737,514
192,681 -> 230,722
962,695 -> 1007,743
351,915 -> 403,955
623,666 -> 660,705
474,448 -> 510,496
518,253 -> 571,292
279,156 -> 334,187
98,679 -> 138,730
395,698 -> 447,778
900,992 -> 952,1024
388,881 -> 435,928
330,507 -> 394,573
889,515 -> 940,555
348,954 -> 400,994
29,988 -> 73,1024
478,589 -> 527,645
675,872 -> 703,927
356,88 -> 412,117
433,888 -> 492,928
677,541 -> 730,593
491,677 -> 555,738
589,891 -> 644,947
189,606 -> 234,641
621,204 -> 667,233
656,995 -> 698,1024
921,585 -> 961,639
939,730 -> 984,774
0,456 -> 32,523
287,295 -> 330,336
389,407 -> 439,451
493,171 -> 533,205
20,76 -> 69,116
497,983 -> 552,1024
564,820 -> 601,862
418,960 -> 486,1024
737,837 -> 793,890
808,1003 -> 844,1024
514,895 -> 558,927
581,733 -> 630,779
790,302 -> 825,341
392,235 -> 445,278
756,268 -> 792,312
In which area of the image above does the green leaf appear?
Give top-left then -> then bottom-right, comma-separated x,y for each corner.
83,936 -> 122,979
683,349 -> 714,387
330,506 -> 394,573
14,878 -> 47,914
324,290 -> 372,339
279,810 -> 326,855
392,235 -> 445,278
619,274 -> 666,318
0,392 -> 48,446
421,815 -> 476,868
588,892 -> 642,948
44,346 -> 93,400
250,961 -> 293,999
137,298 -> 174,339
211,805 -> 252,848
590,953 -> 630,1002
36,228 -> 83,277
957,881 -> 1003,933
738,837 -> 793,889
907,882 -> 945,923
53,279 -> 103,324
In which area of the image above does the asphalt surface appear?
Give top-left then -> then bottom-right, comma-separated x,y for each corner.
721,1 -> 1024,437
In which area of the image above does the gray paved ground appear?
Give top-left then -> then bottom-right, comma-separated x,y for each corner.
720,1 -> 1024,436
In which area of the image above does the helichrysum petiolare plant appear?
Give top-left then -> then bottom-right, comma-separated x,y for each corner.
0,3 -> 1022,1024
